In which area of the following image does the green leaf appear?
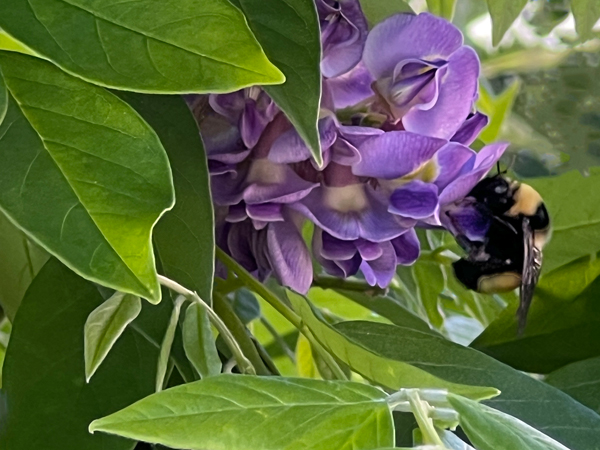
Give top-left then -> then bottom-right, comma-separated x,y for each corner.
237,0 -> 323,165
478,80 -> 520,144
0,259 -> 158,450
339,320 -> 600,449
156,296 -> 185,392
233,288 -> 261,324
287,292 -> 498,400
84,291 -> 142,382
360,0 -> 414,27
413,261 -> 445,329
547,356 -> 600,414
448,394 -> 571,450
0,0 -> 284,93
182,302 -> 221,378
486,0 -> 527,47
0,211 -> 48,321
571,0 -> 600,42
90,375 -> 394,450
0,30 -> 35,56
426,0 -> 457,20
0,52 -> 174,303
296,333 -> 319,379
529,169 -> 600,274
117,93 -> 214,303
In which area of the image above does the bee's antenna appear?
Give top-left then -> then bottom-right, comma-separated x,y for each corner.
496,161 -> 501,175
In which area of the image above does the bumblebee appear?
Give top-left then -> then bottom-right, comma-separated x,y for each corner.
447,174 -> 550,332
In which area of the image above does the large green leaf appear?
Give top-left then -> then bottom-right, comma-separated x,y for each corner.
0,212 -> 48,321
90,375 -> 394,450
0,0 -> 284,93
529,169 -> 600,274
448,394 -> 570,450
472,262 -> 600,374
288,292 -> 498,400
237,0 -> 323,165
547,356 -> 600,414
359,0 -> 413,27
571,0 -> 600,42
84,291 -> 142,382
338,321 -> 600,449
0,52 -> 174,303
486,0 -> 527,47
118,94 -> 214,304
0,259 -> 158,450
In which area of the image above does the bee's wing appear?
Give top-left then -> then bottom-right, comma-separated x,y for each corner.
518,217 -> 542,334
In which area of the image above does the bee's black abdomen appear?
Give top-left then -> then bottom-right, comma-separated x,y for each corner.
529,203 -> 550,231
452,259 -> 482,291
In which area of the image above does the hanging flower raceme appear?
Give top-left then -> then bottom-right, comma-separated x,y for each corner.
198,7 -> 511,295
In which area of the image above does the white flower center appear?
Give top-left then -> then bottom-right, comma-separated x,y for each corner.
323,184 -> 368,213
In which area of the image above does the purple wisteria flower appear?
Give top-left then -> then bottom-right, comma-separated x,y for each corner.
317,0 -> 368,78
363,13 -> 480,139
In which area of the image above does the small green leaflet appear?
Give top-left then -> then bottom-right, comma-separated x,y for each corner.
155,296 -> 185,392
486,0 -> 527,47
182,303 -> 222,378
90,375 -> 394,450
84,291 -> 142,382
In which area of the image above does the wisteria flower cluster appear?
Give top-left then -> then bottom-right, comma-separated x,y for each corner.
193,5 -> 508,294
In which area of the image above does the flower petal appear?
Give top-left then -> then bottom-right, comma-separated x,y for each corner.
326,62 -> 375,109
246,203 -> 284,222
353,131 -> 447,179
209,92 -> 244,122
267,221 -> 313,293
356,239 -> 383,261
402,46 -> 480,139
360,240 -> 397,287
244,160 -> 319,204
389,180 -> 439,219
434,142 -> 475,191
438,142 -> 509,205
442,200 -> 491,242
364,13 -> 463,79
240,99 -> 274,149
391,228 -> 420,265
451,112 -> 489,145
321,231 -> 358,260
269,116 -> 338,164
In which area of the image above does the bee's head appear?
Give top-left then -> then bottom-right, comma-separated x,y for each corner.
468,175 -> 517,216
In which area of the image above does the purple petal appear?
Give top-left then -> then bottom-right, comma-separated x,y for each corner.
269,116 -> 338,164
434,142 -> 476,191
364,13 -> 463,79
244,159 -> 319,204
209,92 -> 245,122
391,228 -> 420,265
438,142 -> 509,205
360,240 -> 397,287
246,203 -> 284,222
403,46 -> 480,139
240,99 -> 273,149
353,131 -> 446,179
211,168 -> 247,205
451,112 -> 489,145
356,239 -> 383,261
335,253 -> 362,278
313,228 -> 347,277
389,180 -> 439,219
326,62 -> 375,109
226,202 -> 248,223
291,184 -> 408,242
200,112 -> 248,164
320,0 -> 368,78
442,200 -> 491,242
321,232 -> 357,260
267,221 -> 313,293
227,221 -> 258,272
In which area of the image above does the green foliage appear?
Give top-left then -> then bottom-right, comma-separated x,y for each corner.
0,0 -> 284,93
237,0 -> 324,165
571,0 -> 600,41
182,303 -> 222,378
340,321 -> 600,449
478,81 -> 520,144
120,94 -> 215,304
0,213 -> 48,321
155,296 -> 185,392
360,0 -> 413,27
84,291 -> 142,382
0,52 -> 174,303
486,0 -> 528,47
0,259 -> 158,450
288,291 -> 499,400
90,375 -> 394,450
547,357 -> 600,414
426,0 -> 457,21
448,394 -> 571,450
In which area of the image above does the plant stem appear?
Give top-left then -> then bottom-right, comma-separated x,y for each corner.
312,276 -> 386,294
260,316 -> 296,363
407,390 -> 444,446
215,248 -> 348,380
157,275 -> 256,376
213,293 -> 271,376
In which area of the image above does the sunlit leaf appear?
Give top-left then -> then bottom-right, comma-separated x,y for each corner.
0,259 -> 157,450
182,303 -> 221,379
0,0 -> 284,92
340,320 -> 600,449
0,52 -> 174,303
288,291 -> 499,400
571,0 -> 600,42
360,0 -> 413,27
448,394 -> 570,450
237,0 -> 323,165
296,333 -> 319,379
90,375 -> 394,450
478,80 -> 520,144
486,0 -> 527,47
84,291 -> 142,382
426,0 -> 457,20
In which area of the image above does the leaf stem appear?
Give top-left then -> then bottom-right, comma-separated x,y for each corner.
407,390 -> 444,446
312,276 -> 386,295
215,248 -> 348,380
157,275 -> 256,376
